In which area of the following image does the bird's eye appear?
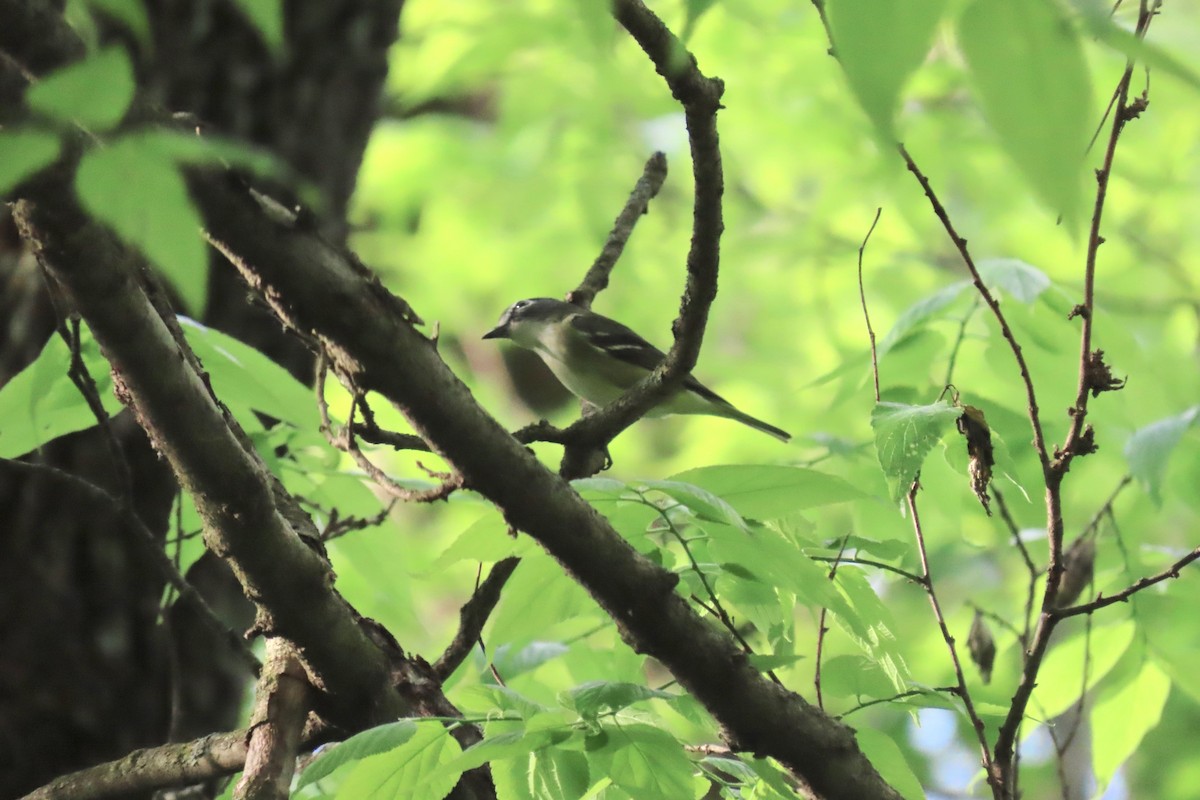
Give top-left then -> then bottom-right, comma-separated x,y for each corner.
514,300 -> 530,311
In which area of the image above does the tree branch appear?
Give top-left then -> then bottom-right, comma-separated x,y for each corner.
236,639 -> 311,800
19,731 -> 252,800
434,557 -> 521,681
566,151 -> 668,310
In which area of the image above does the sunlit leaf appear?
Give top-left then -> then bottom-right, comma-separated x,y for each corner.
76,135 -> 208,312
336,721 -> 461,799
586,723 -> 692,800
0,326 -> 122,458
1092,659 -> 1171,793
871,401 -> 961,501
855,728 -> 924,800
26,47 -> 136,131
230,0 -> 285,54
295,720 -> 418,791
562,681 -> 674,721
826,0 -> 949,140
0,129 -> 61,195
667,465 -> 866,519
977,258 -> 1052,304
1125,406 -> 1200,504
1030,621 -> 1136,721
958,0 -> 1092,226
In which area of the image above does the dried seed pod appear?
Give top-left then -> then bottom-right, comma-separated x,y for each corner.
1055,537 -> 1096,609
957,405 -> 994,515
968,610 -> 996,684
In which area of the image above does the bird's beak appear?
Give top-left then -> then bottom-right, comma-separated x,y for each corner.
482,322 -> 509,340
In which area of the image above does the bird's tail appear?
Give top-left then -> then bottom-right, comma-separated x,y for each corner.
724,406 -> 791,442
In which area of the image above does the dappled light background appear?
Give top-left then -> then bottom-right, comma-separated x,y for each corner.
319,1 -> 1200,797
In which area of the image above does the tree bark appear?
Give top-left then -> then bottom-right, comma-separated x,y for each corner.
0,1 -> 400,795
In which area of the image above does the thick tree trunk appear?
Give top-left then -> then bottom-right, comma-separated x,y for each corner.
0,1 -> 400,795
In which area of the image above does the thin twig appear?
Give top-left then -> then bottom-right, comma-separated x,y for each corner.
1056,6 -> 1152,473
836,686 -> 960,720
898,145 -> 1051,480
815,535 -> 852,709
316,356 -> 462,502
907,485 -> 996,793
643,493 -> 782,686
992,488 -> 1037,652
554,0 -> 726,454
567,151 -> 669,310
856,208 -> 883,403
942,297 -> 982,390
1052,545 -> 1200,619
808,555 -> 924,585
992,5 -> 1157,775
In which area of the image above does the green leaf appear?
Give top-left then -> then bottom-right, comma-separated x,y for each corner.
640,479 -> 747,530
75,135 -> 208,312
854,728 -> 924,800
977,258 -> 1052,304
493,641 -> 570,681
336,721 -> 462,800
700,521 -> 841,610
562,681 -> 674,722
177,317 -> 320,428
0,327 -> 122,458
1091,659 -> 1171,793
826,0 -> 949,140
0,129 -> 62,195
871,401 -> 962,501
958,0 -> 1092,226
494,746 -> 590,800
1030,621 -> 1135,721
295,720 -> 418,791
1124,406 -> 1200,504
26,47 -> 136,131
586,724 -> 692,800
819,654 -> 898,700
667,465 -> 866,519
877,282 -> 970,358
746,653 -> 805,671
230,0 -> 286,54
1084,13 -> 1200,92
433,513 -> 530,568
85,0 -> 151,43
831,567 -> 910,691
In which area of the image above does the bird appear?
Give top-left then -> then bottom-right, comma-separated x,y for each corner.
483,297 -> 790,442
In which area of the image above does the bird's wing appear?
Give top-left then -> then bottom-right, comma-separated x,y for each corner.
568,311 -> 727,405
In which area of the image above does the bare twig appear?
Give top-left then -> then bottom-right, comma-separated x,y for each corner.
815,535 -> 852,709
316,356 -> 462,502
856,209 -> 883,403
567,151 -> 669,310
837,686 -> 960,720
943,297 -> 982,390
434,557 -> 520,681
907,485 -> 996,794
808,554 -> 924,585
1052,545 -> 1200,619
992,488 -> 1037,651
992,5 -> 1157,778
898,146 -> 1051,480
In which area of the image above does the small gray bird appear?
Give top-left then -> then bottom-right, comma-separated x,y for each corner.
484,298 -> 790,442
